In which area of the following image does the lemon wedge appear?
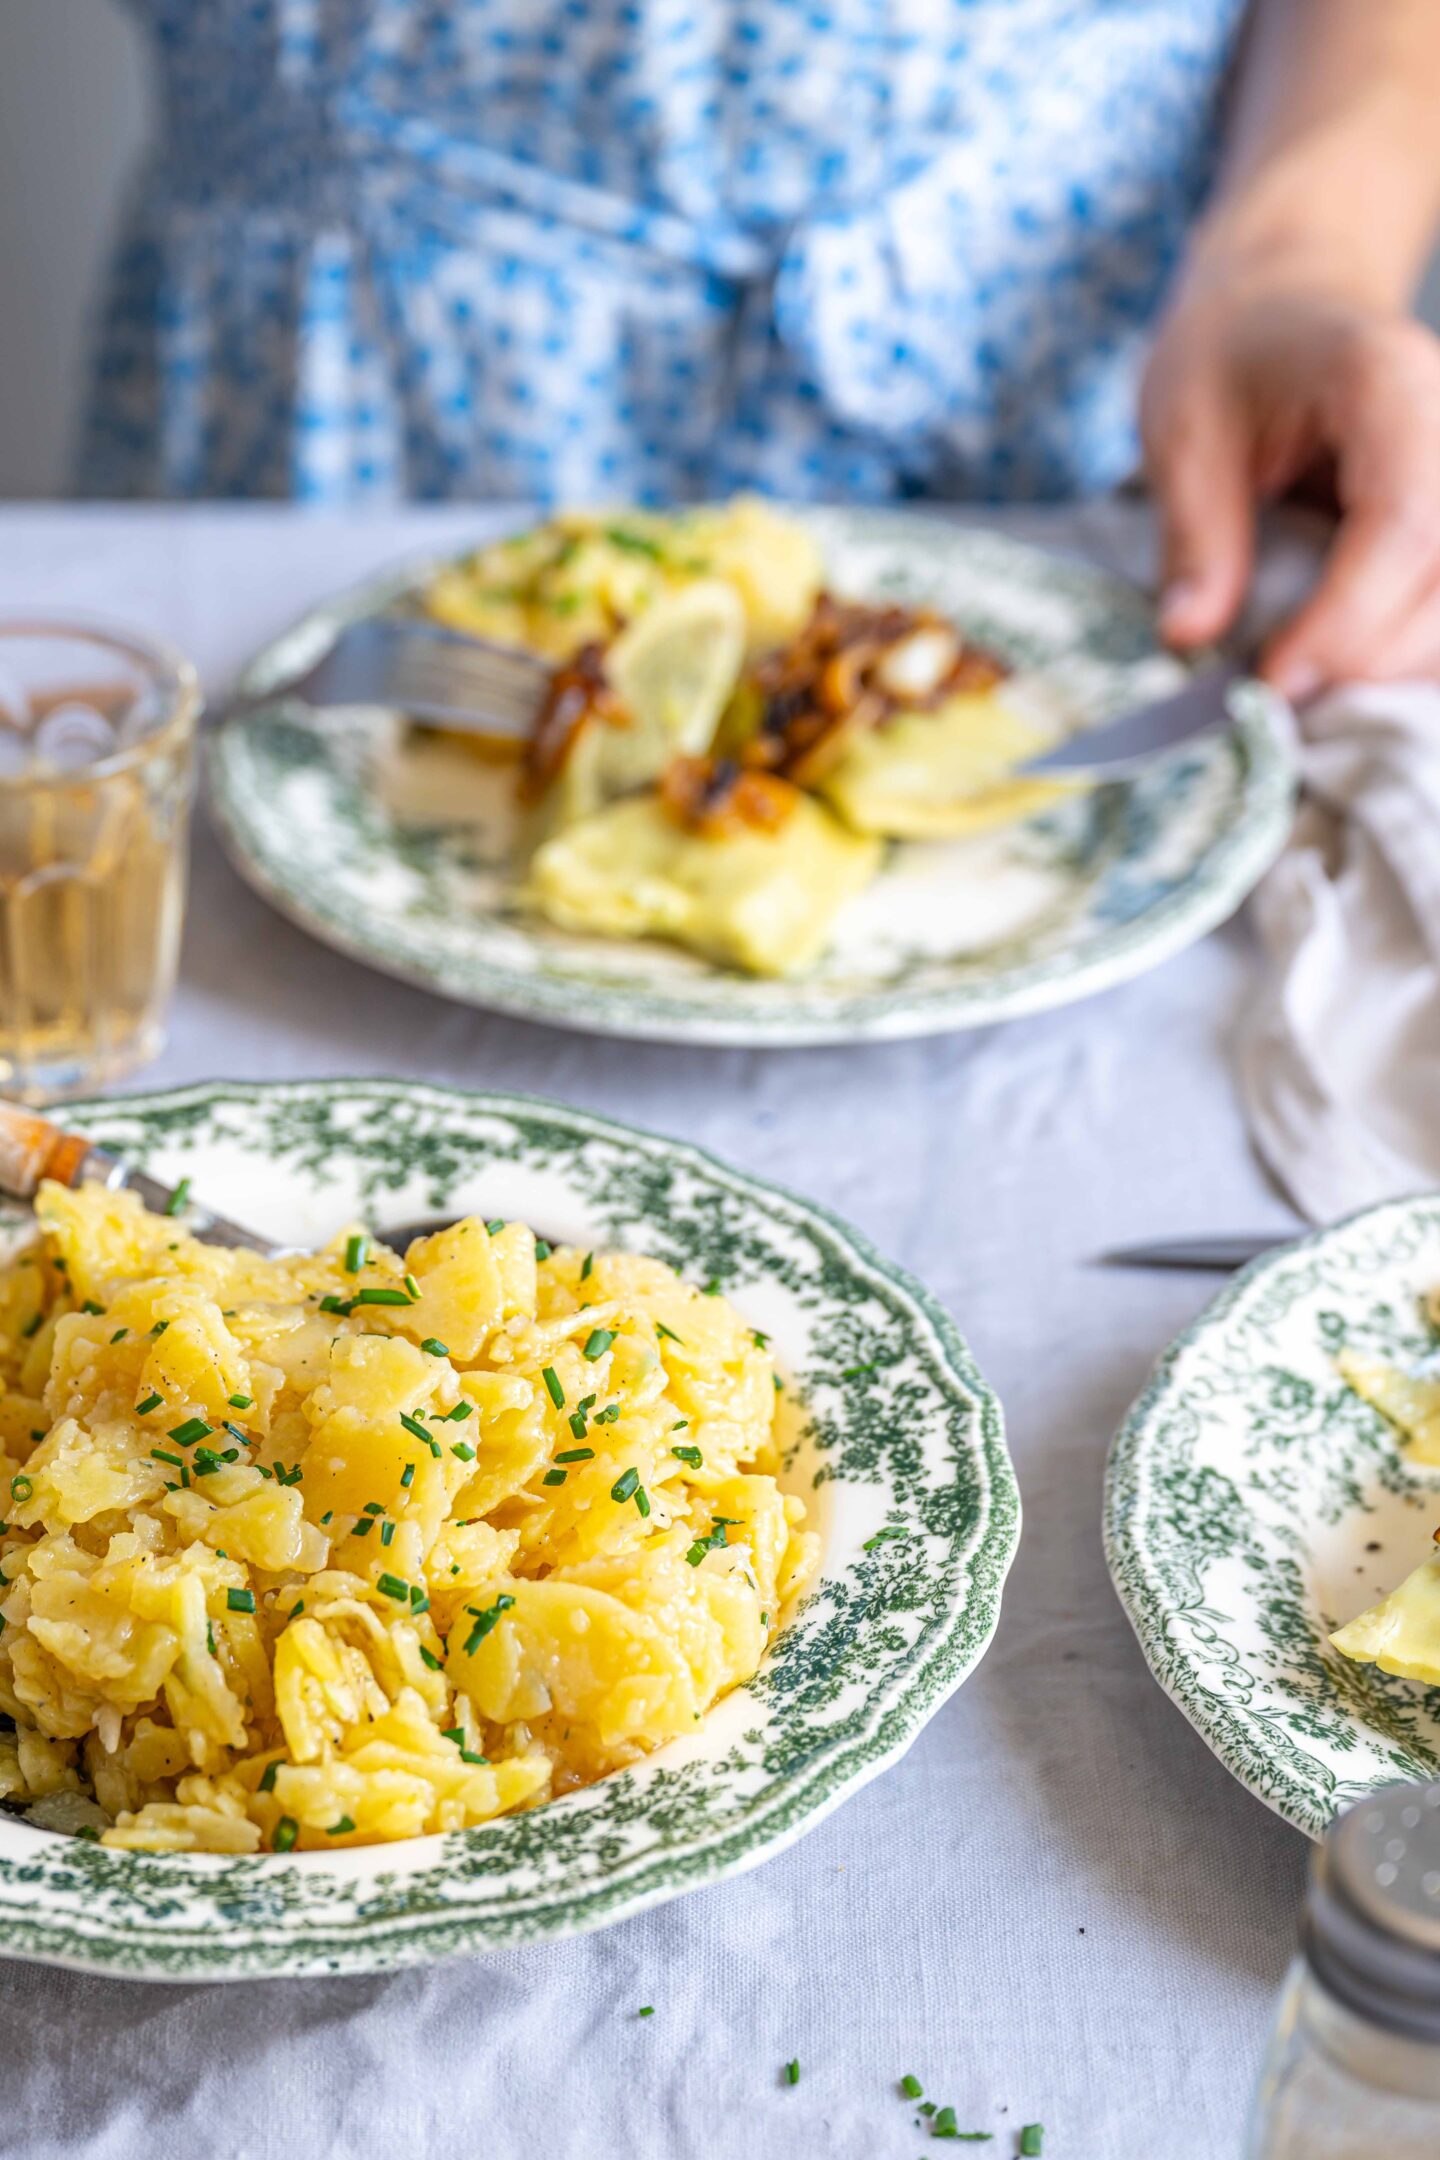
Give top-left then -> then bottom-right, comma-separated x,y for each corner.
548,579 -> 746,826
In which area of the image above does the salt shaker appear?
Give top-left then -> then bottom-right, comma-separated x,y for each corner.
1248,1780 -> 1440,2157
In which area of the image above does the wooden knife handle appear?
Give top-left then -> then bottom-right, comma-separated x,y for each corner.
0,1105 -> 100,1200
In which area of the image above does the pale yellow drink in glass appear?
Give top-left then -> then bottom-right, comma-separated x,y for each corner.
0,622 -> 199,1101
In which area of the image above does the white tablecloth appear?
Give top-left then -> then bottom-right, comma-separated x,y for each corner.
0,504 -> 1312,2160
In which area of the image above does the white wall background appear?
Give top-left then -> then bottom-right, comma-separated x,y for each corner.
0,1 -> 151,496
2,0 -> 1439,498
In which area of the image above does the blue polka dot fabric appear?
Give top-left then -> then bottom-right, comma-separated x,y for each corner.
79,0 -> 1249,505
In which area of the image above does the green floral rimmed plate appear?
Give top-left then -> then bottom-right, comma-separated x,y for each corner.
1105,1195 -> 1440,1840
208,511 -> 1296,1048
0,1078 -> 1017,1980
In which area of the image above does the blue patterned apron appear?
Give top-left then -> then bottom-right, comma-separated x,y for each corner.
80,0 -> 1249,504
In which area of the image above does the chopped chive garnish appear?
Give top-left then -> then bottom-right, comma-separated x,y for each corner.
151,1320 -> 168,1337
580,1252 -> 594,1280
168,1419 -> 213,1447
400,1463 -> 415,1487
289,1599 -> 304,1617
327,1816 -> 356,1836
568,1410 -> 589,1440
150,1448 -> 184,1468
462,1592 -> 515,1656
655,1322 -> 683,1345
271,1816 -> 299,1853
409,1584 -> 428,1611
363,1500 -> 385,1515
604,525 -> 664,559
459,1747 -> 486,1764
543,1468 -> 567,1487
80,1299 -> 104,1317
423,1436 -> 441,1458
672,1445 -> 703,1467
637,2006 -> 654,2018
1019,2131 -> 1043,2156
227,1393 -> 253,1409
376,1573 -> 409,1601
352,1286 -> 410,1307
593,1403 -> 620,1424
484,1219 -> 505,1237
542,1366 -> 565,1409
351,1516 -> 374,1537
610,1467 -> 639,1504
419,1645 -> 443,1672
784,2060 -> 799,2086
320,1511 -> 333,1525
110,1327 -> 128,1343
223,1422 -> 250,1447
258,1761 -> 280,1794
582,1328 -> 615,1361
403,1273 -> 422,1301
275,1461 -> 302,1486
380,1521 -> 395,1546
9,1475 -> 32,1503
344,1233 -> 368,1273
450,1441 -> 475,1462
206,1622 -> 217,1656
164,1178 -> 192,1217
29,1428 -> 42,1441
534,1240 -> 552,1262
556,1447 -> 594,1463
702,1279 -> 721,1296
319,1294 -> 353,1316
226,1588 -> 256,1614
750,1329 -> 770,1349
441,1726 -> 466,1744
686,1516 -> 738,1566
440,1401 -> 473,1422
634,1485 -> 651,1518
20,1313 -> 41,1339
420,1338 -> 449,1358
399,1411 -> 430,1444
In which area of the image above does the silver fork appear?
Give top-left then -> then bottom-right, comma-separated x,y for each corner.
0,1105 -> 556,1261
235,617 -> 553,736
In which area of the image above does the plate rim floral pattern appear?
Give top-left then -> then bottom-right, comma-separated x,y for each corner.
0,1077 -> 1018,1980
1104,1194 -> 1440,1841
206,512 -> 1296,1048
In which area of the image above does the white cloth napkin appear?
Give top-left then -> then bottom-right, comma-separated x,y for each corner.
1239,684 -> 1440,1223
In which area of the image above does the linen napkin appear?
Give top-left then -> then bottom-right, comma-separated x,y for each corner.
1238,682 -> 1440,1223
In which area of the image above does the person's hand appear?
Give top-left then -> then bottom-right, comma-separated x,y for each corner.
1140,264 -> 1440,696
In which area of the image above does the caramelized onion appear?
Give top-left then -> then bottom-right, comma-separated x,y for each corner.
660,756 -> 798,837
739,592 -> 1008,783
521,641 -> 627,801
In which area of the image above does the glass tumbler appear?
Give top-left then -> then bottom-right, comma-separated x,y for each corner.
0,620 -> 200,1101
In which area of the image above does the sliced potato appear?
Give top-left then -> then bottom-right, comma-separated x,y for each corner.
1333,1556 -> 1440,1684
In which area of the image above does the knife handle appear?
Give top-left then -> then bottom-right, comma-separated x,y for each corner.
0,1105 -> 110,1201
